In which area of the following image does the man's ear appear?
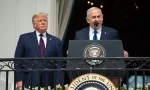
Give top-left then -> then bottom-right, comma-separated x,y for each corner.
32,22 -> 36,28
86,17 -> 90,24
102,14 -> 104,20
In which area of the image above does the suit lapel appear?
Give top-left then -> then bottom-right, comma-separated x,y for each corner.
100,26 -> 106,40
87,27 -> 105,40
30,31 -> 41,57
86,27 -> 90,40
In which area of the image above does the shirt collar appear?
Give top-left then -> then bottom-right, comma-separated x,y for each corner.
89,26 -> 102,34
36,30 -> 46,37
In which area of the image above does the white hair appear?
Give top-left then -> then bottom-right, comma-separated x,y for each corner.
32,12 -> 48,23
86,7 -> 102,18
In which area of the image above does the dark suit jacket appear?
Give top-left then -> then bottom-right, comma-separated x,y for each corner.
75,26 -> 119,40
67,26 -> 125,80
14,31 -> 63,88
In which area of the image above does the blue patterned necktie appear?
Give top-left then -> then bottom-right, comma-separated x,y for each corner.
39,34 -> 45,57
93,30 -> 98,40
92,30 -> 99,65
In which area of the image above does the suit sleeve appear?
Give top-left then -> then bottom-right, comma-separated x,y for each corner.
56,39 -> 63,57
14,35 -> 25,82
112,29 -> 120,40
74,31 -> 79,40
15,35 -> 25,57
55,39 -> 64,85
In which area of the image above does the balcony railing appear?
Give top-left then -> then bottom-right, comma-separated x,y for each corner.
0,57 -> 150,90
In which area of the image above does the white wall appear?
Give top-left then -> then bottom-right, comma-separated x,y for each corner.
0,0 -> 58,58
0,0 -> 58,89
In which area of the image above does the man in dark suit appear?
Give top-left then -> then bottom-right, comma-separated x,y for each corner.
67,7 -> 128,87
14,13 -> 63,89
75,7 -> 128,57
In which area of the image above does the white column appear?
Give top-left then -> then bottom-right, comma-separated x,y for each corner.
0,0 -> 18,89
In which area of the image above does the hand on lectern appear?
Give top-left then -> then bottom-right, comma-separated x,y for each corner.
66,50 -> 68,55
124,50 -> 129,57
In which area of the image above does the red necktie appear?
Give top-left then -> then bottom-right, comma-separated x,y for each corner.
39,34 -> 45,57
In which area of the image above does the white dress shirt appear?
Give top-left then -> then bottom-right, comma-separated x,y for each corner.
36,31 -> 47,48
89,26 -> 102,40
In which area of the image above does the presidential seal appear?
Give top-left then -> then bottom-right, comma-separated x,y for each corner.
68,73 -> 116,90
83,43 -> 106,65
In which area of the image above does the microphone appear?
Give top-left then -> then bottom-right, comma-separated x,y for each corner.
94,21 -> 99,30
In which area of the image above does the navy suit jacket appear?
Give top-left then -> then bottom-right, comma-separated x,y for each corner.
75,26 -> 119,40
14,31 -> 63,88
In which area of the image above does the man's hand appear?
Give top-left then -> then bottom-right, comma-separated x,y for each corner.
16,81 -> 22,89
56,84 -> 62,89
66,50 -> 68,55
124,50 -> 129,57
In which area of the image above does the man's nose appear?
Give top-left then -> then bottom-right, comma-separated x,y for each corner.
95,17 -> 99,21
41,20 -> 45,24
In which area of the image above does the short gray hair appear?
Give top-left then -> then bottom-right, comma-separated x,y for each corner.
32,12 -> 48,23
86,7 -> 102,18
